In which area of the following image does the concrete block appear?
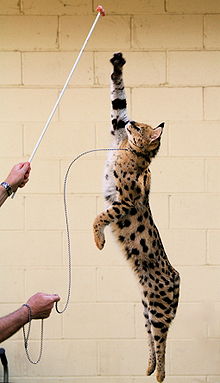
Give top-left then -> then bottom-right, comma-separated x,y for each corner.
25,340 -> 97,376
205,15 -> 220,49
63,228 -> 127,267
99,0 -> 165,14
25,160 -> 60,194
178,265 -> 220,302
160,229 -> 206,266
0,230 -> 62,266
23,52 -> 93,86
60,15 -> 130,50
26,267 -> 97,302
0,123 -> 23,157
23,0 -> 91,15
0,89 -> 58,122
151,158 -> 205,192
0,194 -> 24,230
63,303 -> 135,338
168,51 -> 220,86
99,340 -> 170,375
169,121 -> 220,157
95,51 -> 166,86
132,88 -> 203,121
170,340 -> 220,375
207,230 -> 220,265
170,194 -> 220,229
60,158 -> 104,194
0,341 -> 26,376
24,122 -> 96,159
167,0 -> 220,13
0,267 -> 24,302
207,302 -> 220,338
132,15 -> 203,49
0,16 -> 58,50
0,52 -> 21,84
204,87 -> 220,120
149,193 -> 169,229
97,267 -> 140,302
59,88 -> 109,122
25,195 -> 96,230
206,159 -> 220,192
135,302 -> 207,340
134,377 -> 206,383
0,0 -> 20,14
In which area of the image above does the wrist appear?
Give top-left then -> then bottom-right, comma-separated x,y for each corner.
20,304 -> 31,325
5,176 -> 18,192
0,181 -> 13,196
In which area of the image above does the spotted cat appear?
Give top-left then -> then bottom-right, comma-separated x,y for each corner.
93,53 -> 180,383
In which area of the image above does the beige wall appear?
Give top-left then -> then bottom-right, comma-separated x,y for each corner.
0,0 -> 220,382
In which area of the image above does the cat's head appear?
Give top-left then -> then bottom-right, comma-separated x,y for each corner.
126,121 -> 164,155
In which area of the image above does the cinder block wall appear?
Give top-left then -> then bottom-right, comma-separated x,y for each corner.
0,0 -> 220,382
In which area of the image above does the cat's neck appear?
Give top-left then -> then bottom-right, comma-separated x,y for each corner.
117,139 -> 151,172
127,141 -> 152,167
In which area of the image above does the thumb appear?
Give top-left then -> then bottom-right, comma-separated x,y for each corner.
20,162 -> 31,174
51,294 -> 61,303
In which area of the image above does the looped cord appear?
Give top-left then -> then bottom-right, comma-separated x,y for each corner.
55,147 -> 128,314
22,304 -> 44,364
23,147 -> 128,363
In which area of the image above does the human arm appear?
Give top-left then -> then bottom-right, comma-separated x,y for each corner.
0,292 -> 60,343
0,162 -> 31,207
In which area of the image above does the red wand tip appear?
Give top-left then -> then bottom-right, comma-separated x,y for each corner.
96,5 -> 105,16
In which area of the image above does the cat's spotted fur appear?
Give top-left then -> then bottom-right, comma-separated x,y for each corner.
93,53 -> 180,383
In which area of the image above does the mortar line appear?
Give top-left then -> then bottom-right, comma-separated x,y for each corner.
56,15 -> 60,50
19,0 -> 23,14
202,86 -> 205,120
202,15 -> 205,50
164,0 -> 168,13
20,51 -> 24,86
130,16 -> 133,49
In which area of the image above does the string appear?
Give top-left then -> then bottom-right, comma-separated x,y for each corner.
23,147 -> 128,363
22,304 -> 44,364
56,147 -> 129,313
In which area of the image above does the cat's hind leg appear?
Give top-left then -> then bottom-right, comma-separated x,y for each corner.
148,307 -> 172,382
142,299 -> 156,376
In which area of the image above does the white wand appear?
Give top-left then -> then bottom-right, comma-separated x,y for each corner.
12,5 -> 105,198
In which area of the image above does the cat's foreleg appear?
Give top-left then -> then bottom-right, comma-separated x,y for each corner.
110,52 -> 129,137
93,201 -> 133,250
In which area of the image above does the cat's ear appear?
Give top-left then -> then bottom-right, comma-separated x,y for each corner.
151,122 -> 164,142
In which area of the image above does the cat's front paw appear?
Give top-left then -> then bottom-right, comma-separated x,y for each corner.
93,220 -> 105,250
94,229 -> 105,250
110,52 -> 126,68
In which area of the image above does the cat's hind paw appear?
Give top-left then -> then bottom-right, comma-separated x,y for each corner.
156,370 -> 165,383
146,360 -> 156,376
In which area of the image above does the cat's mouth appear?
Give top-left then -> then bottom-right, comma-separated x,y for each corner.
129,140 -> 144,150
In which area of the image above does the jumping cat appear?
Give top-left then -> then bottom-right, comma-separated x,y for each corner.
93,52 -> 180,383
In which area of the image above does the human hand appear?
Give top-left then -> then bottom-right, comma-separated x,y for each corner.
5,162 -> 31,192
26,292 -> 60,319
